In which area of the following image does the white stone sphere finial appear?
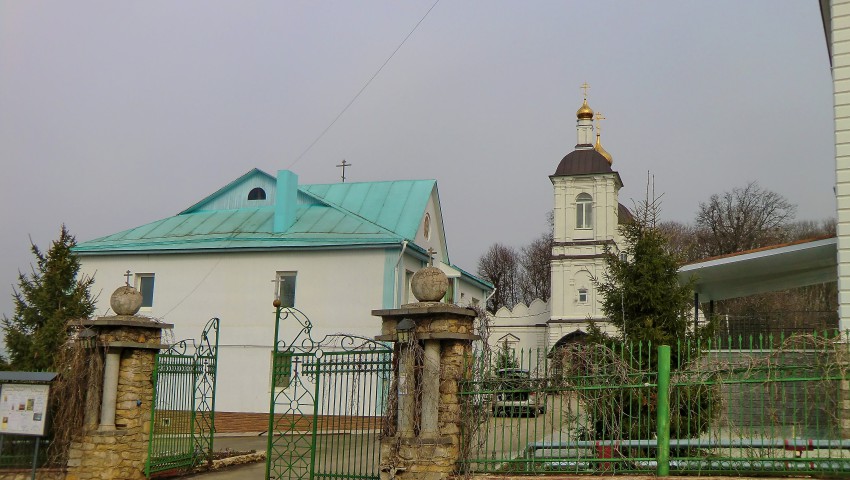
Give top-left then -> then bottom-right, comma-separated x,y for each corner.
110,274 -> 143,316
410,265 -> 449,303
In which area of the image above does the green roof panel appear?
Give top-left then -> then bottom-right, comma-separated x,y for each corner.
75,177 -> 436,254
301,180 -> 434,239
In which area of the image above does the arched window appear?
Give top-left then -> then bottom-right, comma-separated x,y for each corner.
576,193 -> 593,229
248,187 -> 266,200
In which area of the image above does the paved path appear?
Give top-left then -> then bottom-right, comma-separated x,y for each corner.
184,461 -> 265,479
185,435 -> 267,479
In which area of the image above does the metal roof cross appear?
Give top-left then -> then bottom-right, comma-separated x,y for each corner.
336,159 -> 352,183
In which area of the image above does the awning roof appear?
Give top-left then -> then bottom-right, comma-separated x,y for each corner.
677,237 -> 837,302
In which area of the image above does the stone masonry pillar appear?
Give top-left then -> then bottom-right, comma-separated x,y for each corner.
373,265 -> 479,480
66,284 -> 172,480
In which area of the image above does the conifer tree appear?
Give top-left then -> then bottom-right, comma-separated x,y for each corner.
492,339 -> 520,371
592,200 -> 700,358
3,225 -> 96,370
583,188 -> 716,439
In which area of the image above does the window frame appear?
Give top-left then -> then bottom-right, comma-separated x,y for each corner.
576,193 -> 593,230
577,288 -> 589,304
276,271 -> 298,308
135,273 -> 155,309
443,278 -> 456,304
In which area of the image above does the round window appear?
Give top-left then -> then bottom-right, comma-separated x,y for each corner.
423,213 -> 431,240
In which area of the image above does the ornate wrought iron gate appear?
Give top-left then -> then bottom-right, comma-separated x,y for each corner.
266,308 -> 392,480
145,318 -> 220,478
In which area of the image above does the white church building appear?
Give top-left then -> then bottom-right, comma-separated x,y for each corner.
74,168 -> 492,422
489,96 -> 633,353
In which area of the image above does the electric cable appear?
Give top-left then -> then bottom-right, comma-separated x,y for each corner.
288,0 -> 440,168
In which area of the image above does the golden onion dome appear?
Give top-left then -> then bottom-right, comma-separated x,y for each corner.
595,135 -> 613,165
576,99 -> 594,120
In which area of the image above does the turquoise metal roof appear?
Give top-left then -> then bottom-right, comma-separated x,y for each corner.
452,263 -> 495,290
75,174 -> 437,254
302,180 -> 435,241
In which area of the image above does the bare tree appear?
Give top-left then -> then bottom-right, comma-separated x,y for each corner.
657,220 -> 701,263
785,218 -> 836,241
518,232 -> 553,304
477,243 -> 521,312
695,182 -> 796,257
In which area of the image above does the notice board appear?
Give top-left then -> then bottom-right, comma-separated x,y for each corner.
0,384 -> 49,436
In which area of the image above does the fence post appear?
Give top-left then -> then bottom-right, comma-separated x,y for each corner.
656,345 -> 671,477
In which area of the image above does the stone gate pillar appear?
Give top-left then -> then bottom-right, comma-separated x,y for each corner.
373,266 -> 478,480
66,284 -> 171,480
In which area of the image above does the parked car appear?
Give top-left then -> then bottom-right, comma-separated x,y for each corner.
492,368 -> 546,417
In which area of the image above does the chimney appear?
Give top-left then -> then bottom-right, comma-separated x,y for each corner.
274,170 -> 298,233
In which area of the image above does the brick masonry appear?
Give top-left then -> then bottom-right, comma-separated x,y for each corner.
216,411 -> 383,434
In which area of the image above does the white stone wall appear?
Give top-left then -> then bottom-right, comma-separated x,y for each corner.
489,299 -> 550,352
834,0 -> 850,331
79,248 -> 388,414
455,276 -> 489,308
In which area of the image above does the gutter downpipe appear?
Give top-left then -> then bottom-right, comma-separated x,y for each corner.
393,240 -> 409,307
485,287 -> 497,308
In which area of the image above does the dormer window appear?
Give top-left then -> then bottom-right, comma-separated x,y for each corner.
248,187 -> 266,200
576,193 -> 593,229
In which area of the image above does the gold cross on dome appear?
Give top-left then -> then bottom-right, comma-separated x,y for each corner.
580,82 -> 590,100
594,112 -> 606,134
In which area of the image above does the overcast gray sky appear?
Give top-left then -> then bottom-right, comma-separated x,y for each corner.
0,1 -> 835,322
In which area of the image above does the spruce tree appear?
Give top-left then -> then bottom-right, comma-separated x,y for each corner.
3,225 -> 95,370
583,192 -> 716,439
592,204 -> 698,357
493,339 -> 520,371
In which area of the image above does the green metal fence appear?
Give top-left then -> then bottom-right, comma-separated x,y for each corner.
459,331 -> 850,476
266,307 -> 392,480
145,317 -> 220,478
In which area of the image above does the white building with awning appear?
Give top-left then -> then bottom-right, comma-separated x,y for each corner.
677,236 -> 839,328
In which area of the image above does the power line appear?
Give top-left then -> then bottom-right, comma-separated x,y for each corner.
288,0 -> 440,169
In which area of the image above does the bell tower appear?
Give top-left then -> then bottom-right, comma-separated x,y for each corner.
548,86 -> 627,343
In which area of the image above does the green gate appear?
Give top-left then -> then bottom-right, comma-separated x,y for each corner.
145,317 -> 220,478
266,307 -> 392,480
